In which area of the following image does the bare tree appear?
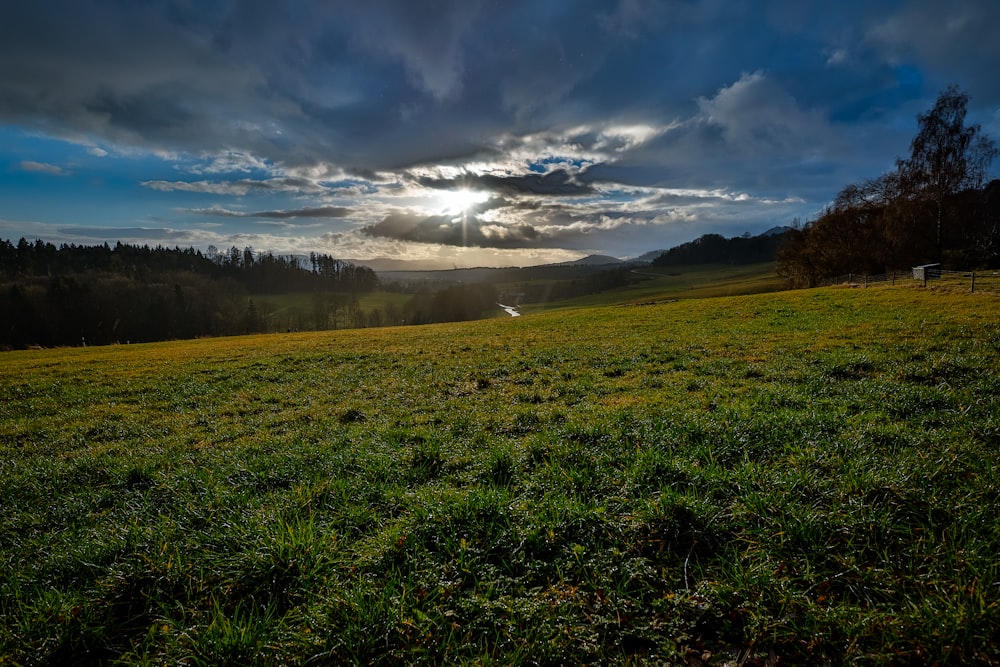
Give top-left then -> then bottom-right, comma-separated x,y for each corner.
896,85 -> 998,260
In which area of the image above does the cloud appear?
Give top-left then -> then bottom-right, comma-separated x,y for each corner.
339,0 -> 483,101
364,211 -> 544,249
597,0 -> 669,39
184,205 -> 353,220
2,1 -> 998,267
594,124 -> 675,153
417,169 -> 595,197
187,150 -> 272,175
19,160 -> 70,175
3,2 -> 994,172
2,214 -> 582,267
142,177 -> 331,195
0,2 -> 689,174
363,197 -> 673,251
695,71 -> 834,154
142,180 -> 260,195
56,225 -> 197,241
825,48 -> 850,67
0,3 -> 268,152
865,0 -> 1000,104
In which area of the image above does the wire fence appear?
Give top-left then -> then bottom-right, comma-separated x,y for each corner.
824,269 -> 1000,294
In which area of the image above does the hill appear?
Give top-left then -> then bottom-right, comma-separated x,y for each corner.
651,229 -> 788,267
552,253 -> 623,266
3,285 -> 998,664
506,262 -> 782,314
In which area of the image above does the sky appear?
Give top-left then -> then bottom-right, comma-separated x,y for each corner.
2,0 -> 999,269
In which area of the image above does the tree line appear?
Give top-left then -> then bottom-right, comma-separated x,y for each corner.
1,240 -> 379,293
651,230 -> 787,267
778,86 -> 1000,287
1,237 -> 649,349
401,283 -> 501,325
0,241 -> 378,348
0,239 -> 546,348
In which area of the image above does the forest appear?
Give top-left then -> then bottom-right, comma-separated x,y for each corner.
0,239 -> 643,348
651,229 -> 787,267
0,241 -> 379,348
777,86 -> 1000,287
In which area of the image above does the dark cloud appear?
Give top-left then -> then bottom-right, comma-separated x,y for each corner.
364,211 -> 545,249
865,0 -> 1000,105
361,197 -> 653,250
2,1 -> 998,264
338,0 -> 485,101
0,2 -> 260,147
142,178 -> 330,195
186,206 -> 353,219
3,1 -> 996,174
56,226 -> 193,240
419,169 -> 595,197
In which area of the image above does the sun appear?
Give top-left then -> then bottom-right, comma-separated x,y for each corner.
431,188 -> 489,214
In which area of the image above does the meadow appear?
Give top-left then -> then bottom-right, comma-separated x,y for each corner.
518,262 -> 786,313
1,284 -> 998,664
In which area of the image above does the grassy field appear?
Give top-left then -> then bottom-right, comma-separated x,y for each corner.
520,263 -> 785,313
2,285 -> 999,664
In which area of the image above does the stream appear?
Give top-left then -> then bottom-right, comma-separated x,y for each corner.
497,303 -> 521,317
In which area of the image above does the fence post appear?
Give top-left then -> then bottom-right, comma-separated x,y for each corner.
971,272 -> 976,293
891,271 -> 895,286
864,275 -> 868,288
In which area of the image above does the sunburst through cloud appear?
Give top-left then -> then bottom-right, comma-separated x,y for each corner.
0,1 -> 997,266
429,188 -> 490,215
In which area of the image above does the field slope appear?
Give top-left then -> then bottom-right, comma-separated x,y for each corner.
2,286 -> 999,664
518,262 -> 784,313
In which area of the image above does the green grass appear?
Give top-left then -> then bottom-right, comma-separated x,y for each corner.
2,285 -> 999,664
520,263 -> 784,312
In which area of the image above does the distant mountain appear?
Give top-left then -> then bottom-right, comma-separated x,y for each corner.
352,229 -> 792,276
350,253 -> 625,274
550,254 -> 623,267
